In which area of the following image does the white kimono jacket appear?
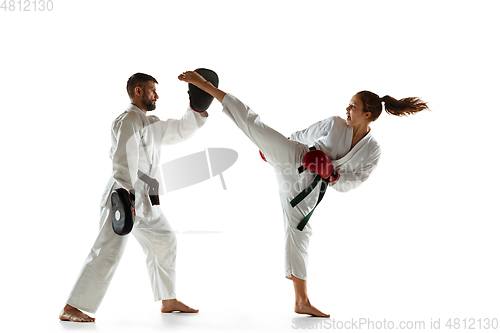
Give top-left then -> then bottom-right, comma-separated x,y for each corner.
100,104 -> 207,218
290,116 -> 381,193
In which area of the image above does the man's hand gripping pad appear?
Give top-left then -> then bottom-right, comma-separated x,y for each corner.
188,68 -> 219,112
111,188 -> 135,236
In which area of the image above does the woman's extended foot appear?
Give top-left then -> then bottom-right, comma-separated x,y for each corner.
161,299 -> 199,313
59,304 -> 95,322
178,70 -> 226,103
178,71 -> 207,86
294,300 -> 330,317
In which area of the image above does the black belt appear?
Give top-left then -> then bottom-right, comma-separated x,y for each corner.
138,170 -> 160,206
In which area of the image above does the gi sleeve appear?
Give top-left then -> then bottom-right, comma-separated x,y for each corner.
289,117 -> 335,146
111,112 -> 143,193
160,108 -> 208,145
331,146 -> 381,193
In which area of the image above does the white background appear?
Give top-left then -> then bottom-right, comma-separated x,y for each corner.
1,0 -> 499,332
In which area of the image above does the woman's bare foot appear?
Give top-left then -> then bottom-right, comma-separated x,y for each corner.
59,304 -> 95,322
290,274 -> 329,317
178,70 -> 226,103
294,300 -> 330,317
178,71 -> 207,86
161,299 -> 199,313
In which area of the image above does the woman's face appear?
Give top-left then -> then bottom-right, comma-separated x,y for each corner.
346,94 -> 371,126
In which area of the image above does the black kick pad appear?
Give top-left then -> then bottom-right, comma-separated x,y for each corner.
189,68 -> 219,112
111,188 -> 134,236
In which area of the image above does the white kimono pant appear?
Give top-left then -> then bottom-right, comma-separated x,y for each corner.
66,205 -> 176,313
222,94 -> 323,281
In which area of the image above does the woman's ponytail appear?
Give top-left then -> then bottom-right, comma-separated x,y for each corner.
357,91 -> 429,121
380,95 -> 429,117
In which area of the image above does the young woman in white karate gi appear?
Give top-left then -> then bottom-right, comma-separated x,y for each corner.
178,70 -> 429,317
59,73 -> 206,322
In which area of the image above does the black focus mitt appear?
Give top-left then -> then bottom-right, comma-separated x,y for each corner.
111,188 -> 135,236
188,68 -> 219,112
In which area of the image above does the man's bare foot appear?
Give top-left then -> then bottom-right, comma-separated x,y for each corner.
161,299 -> 199,313
295,301 -> 330,317
59,304 -> 95,322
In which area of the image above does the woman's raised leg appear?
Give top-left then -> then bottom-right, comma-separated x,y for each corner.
178,71 -> 304,167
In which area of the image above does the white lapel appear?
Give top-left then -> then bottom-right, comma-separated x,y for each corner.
335,131 -> 372,166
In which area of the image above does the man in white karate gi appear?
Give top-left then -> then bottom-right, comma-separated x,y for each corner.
59,73 -> 207,322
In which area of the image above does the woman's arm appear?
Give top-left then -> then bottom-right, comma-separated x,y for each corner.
331,146 -> 381,192
178,71 -> 227,103
289,117 -> 335,146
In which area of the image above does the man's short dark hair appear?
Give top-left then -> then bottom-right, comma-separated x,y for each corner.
126,73 -> 158,99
